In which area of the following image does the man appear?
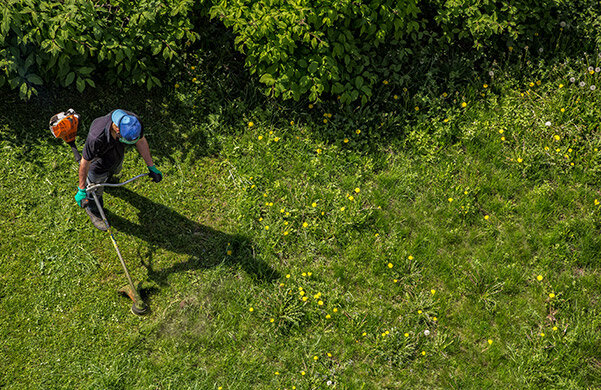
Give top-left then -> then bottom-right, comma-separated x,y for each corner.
74,109 -> 162,230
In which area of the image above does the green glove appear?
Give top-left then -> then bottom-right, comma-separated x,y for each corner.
75,187 -> 87,207
148,165 -> 162,183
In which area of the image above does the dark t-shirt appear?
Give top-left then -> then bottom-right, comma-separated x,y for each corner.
82,110 -> 143,174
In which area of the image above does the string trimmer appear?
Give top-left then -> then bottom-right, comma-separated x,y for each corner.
50,109 -> 149,315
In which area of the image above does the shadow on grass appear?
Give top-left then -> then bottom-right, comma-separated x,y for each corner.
105,187 -> 279,287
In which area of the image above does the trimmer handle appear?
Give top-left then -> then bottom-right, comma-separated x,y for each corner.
68,141 -> 82,163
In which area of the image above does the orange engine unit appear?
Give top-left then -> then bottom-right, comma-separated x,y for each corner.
50,109 -> 80,143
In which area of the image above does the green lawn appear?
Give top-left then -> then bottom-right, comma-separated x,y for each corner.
1,51 -> 601,389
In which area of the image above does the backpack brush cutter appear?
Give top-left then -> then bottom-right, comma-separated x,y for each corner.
50,109 -> 149,315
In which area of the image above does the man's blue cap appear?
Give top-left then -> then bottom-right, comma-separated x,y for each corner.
111,109 -> 141,142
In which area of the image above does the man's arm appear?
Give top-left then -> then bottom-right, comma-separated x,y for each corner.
135,136 -> 154,166
78,158 -> 91,189
135,136 -> 162,182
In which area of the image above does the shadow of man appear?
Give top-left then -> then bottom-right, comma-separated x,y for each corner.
105,187 -> 279,287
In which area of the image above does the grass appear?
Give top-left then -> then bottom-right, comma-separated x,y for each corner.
2,39 -> 601,389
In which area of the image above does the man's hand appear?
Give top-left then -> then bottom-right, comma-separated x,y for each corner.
75,187 -> 87,207
148,165 -> 162,183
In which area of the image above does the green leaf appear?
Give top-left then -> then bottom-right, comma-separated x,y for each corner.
85,78 -> 95,88
64,72 -> 75,86
259,73 -> 276,86
19,82 -> 28,97
26,73 -> 43,85
79,67 -> 93,75
76,76 -> 85,93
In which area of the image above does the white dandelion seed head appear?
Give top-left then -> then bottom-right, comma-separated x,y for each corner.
539,47 -> 544,53
580,81 -> 586,87
570,77 -> 576,83
596,67 -> 600,73
489,70 -> 495,77
591,85 -> 596,91
588,66 -> 594,72
560,21 -> 566,28
424,329 -> 430,336
545,121 -> 552,127
326,380 -> 333,386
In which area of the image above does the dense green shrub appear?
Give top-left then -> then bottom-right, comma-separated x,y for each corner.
209,0 -> 421,104
209,0 -> 601,104
0,0 -> 197,99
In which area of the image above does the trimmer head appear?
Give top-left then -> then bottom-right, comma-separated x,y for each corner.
119,284 -> 149,316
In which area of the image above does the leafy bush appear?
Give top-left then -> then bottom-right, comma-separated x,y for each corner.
0,0 -> 198,99
209,0 -> 601,104
209,0 -> 421,104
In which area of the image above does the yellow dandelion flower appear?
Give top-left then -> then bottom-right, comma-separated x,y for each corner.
383,80 -> 389,85
227,250 -> 232,255
404,333 -> 409,337
394,95 -> 399,100
362,332 -> 367,336
421,351 -> 426,356
561,108 -> 565,113
595,199 -> 599,206
355,187 -> 360,193
393,279 -> 398,283
258,135 -> 263,140
536,80 -> 541,85
323,119 -> 328,124
249,307 -> 254,312
248,121 -> 254,127
537,275 -> 543,281
303,222 -> 308,228
340,206 -> 345,211
356,129 -> 361,134
499,129 -> 504,134
418,310 -> 422,314
174,83 -> 180,88
308,104 -> 313,109
318,300 -> 323,307
348,195 -> 354,201
433,317 -> 437,321
408,255 -> 414,260
540,333 -> 545,337
301,371 -> 306,376
302,296 -> 308,301
554,135 -> 560,141
313,355 -> 319,361
559,84 -> 564,88
283,231 -> 289,236
483,84 -> 488,88
484,215 -> 490,220
387,263 -> 393,268
553,326 -> 558,331
344,138 -> 349,143
333,308 -> 338,313
311,202 -> 317,207
431,289 -> 436,295
529,82 -> 535,87
517,158 -> 523,163
549,293 -> 555,298
290,120 -> 294,125
326,314 -> 331,319
448,197 -> 453,202
488,339 -> 493,345
190,66 -> 196,70
415,106 -> 419,111
308,272 -> 312,276
461,102 -> 467,108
